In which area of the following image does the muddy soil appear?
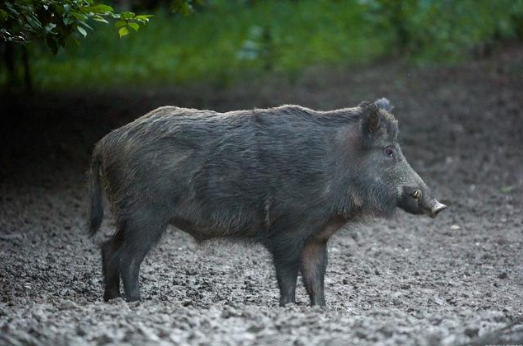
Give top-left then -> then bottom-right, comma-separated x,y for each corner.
1,46 -> 523,346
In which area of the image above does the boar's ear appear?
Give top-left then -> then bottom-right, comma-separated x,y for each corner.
374,98 -> 394,112
361,103 -> 381,134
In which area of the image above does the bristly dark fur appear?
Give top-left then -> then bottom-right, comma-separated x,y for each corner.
87,98 -> 430,306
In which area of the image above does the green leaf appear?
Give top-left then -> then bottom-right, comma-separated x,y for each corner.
4,2 -> 16,14
135,15 -> 154,20
118,26 -> 129,38
128,23 -> 139,31
44,23 -> 57,34
87,4 -> 114,14
121,11 -> 135,20
500,185 -> 515,194
80,21 -> 93,30
77,26 -> 87,37
72,12 -> 88,21
63,16 -> 73,25
92,15 -> 109,24
0,9 -> 8,21
25,14 -> 42,30
115,20 -> 127,28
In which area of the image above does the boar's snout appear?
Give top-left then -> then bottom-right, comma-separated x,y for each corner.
426,198 -> 447,218
399,186 -> 447,218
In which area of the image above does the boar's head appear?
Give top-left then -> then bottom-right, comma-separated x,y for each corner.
349,98 -> 447,218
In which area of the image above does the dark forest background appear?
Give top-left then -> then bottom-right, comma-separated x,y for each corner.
1,0 -> 523,91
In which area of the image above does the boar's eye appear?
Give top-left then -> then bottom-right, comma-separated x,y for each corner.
384,146 -> 395,158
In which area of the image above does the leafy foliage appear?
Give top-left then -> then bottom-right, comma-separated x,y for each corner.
28,1 -> 384,89
363,0 -> 523,61
0,0 -> 153,53
237,26 -> 278,71
5,0 -> 523,89
170,0 -> 205,16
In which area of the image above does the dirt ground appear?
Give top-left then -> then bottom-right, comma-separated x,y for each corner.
1,45 -> 523,346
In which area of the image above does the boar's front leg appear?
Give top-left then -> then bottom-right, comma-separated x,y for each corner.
300,239 -> 328,307
267,234 -> 302,306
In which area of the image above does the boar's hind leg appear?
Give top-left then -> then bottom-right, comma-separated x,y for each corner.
119,212 -> 167,302
101,231 -> 125,301
267,236 -> 302,307
300,239 -> 328,307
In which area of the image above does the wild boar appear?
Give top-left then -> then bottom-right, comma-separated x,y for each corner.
87,98 -> 446,306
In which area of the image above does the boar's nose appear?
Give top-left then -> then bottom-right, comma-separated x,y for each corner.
429,200 -> 447,218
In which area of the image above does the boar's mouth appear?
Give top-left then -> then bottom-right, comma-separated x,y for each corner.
411,189 -> 448,218
400,187 -> 448,218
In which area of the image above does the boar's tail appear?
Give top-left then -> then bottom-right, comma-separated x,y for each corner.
87,153 -> 104,237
